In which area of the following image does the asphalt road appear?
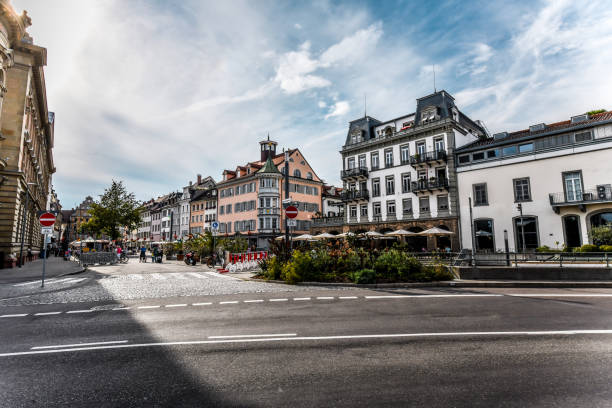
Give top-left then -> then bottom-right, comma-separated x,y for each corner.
1,263 -> 612,407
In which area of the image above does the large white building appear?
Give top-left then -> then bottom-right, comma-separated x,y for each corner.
456,110 -> 612,252
330,90 -> 486,250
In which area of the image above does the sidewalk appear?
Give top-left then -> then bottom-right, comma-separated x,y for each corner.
0,256 -> 84,285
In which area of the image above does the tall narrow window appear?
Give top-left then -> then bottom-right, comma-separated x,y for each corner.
401,173 -> 411,193
434,138 -> 445,152
385,176 -> 395,195
358,155 -> 366,169
384,149 -> 393,167
347,157 -> 355,169
417,142 -> 426,156
371,152 -> 379,169
513,178 -> 531,202
372,178 -> 380,197
402,198 -> 412,214
564,172 -> 582,202
514,216 -> 539,250
473,183 -> 488,206
400,145 -> 410,164
419,197 -> 430,212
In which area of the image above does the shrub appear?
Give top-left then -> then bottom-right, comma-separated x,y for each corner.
266,256 -> 283,280
310,250 -> 334,281
401,256 -> 423,279
351,268 -> 376,284
336,251 -> 361,275
290,250 -> 312,282
579,244 -> 599,253
599,245 -> 612,253
280,261 -> 299,284
373,250 -> 406,280
536,246 -> 551,253
590,225 -> 612,246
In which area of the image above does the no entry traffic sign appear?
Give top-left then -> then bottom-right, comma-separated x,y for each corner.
39,212 -> 56,227
285,205 -> 298,219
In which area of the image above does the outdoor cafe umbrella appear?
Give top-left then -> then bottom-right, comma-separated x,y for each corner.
294,234 -> 315,241
274,235 -> 285,241
313,232 -> 336,240
336,232 -> 356,238
418,227 -> 454,235
384,229 -> 415,237
362,231 -> 383,238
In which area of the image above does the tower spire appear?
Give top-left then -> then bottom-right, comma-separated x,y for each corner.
433,64 -> 436,93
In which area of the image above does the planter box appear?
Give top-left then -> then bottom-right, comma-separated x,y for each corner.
176,254 -> 184,261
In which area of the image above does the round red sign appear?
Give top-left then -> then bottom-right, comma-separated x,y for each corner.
39,212 -> 56,227
285,205 -> 298,219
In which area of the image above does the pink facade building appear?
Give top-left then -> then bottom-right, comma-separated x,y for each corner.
216,136 -> 323,248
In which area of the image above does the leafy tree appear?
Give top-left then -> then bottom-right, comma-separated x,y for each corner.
81,180 -> 142,241
587,109 -> 606,115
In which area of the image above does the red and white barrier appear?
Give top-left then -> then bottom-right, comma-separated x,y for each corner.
226,251 -> 268,273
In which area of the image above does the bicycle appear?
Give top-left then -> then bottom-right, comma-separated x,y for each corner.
119,253 -> 129,264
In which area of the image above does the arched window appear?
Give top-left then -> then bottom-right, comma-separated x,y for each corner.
306,172 -> 313,180
293,169 -> 301,178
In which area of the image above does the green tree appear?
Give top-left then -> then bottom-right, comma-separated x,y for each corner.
590,225 -> 612,246
82,180 -> 142,241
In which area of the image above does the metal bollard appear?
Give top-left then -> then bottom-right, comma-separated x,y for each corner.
559,253 -> 562,268
606,253 -> 609,268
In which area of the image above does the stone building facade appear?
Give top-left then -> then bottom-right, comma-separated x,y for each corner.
0,1 -> 55,267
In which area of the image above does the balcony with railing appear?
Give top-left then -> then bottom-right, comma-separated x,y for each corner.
549,186 -> 612,213
312,215 -> 345,227
411,178 -> 449,194
410,150 -> 447,168
340,189 -> 369,202
341,167 -> 368,180
258,207 -> 281,215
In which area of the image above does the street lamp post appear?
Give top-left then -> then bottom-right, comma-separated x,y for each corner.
18,182 -> 37,267
517,203 -> 526,254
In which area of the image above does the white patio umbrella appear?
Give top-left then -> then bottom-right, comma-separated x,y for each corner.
363,231 -> 383,238
418,227 -> 454,235
274,235 -> 285,241
294,234 -> 315,241
384,229 -> 415,237
313,232 -> 336,240
336,232 -> 355,238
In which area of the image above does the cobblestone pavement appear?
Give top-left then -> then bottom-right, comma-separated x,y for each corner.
0,259 -> 335,307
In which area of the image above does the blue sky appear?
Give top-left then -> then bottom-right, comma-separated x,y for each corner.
13,0 -> 612,208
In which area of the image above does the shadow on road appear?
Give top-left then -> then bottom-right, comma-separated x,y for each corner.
0,273 -> 256,407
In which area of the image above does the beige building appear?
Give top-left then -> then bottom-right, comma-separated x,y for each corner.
0,1 -> 55,267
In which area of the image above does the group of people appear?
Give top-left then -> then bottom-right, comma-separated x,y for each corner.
138,245 -> 162,263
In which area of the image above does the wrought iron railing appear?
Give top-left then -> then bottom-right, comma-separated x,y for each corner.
341,167 -> 368,179
341,189 -> 369,201
411,178 -> 449,192
312,216 -> 345,226
549,187 -> 612,205
410,150 -> 447,165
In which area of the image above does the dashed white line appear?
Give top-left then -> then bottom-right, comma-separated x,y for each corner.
192,302 -> 212,306
0,314 -> 28,318
364,294 -> 503,299
34,312 -> 62,316
66,310 -> 94,314
219,301 -> 239,304
316,297 -> 335,300
269,298 -> 288,302
31,340 -> 128,350
208,333 -> 297,339
112,307 -> 130,311
508,294 -> 612,297
243,299 -> 264,303
165,304 -> 187,308
339,296 -> 358,299
293,297 -> 311,301
137,305 -> 160,309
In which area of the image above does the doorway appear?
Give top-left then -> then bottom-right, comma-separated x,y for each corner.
563,215 -> 581,248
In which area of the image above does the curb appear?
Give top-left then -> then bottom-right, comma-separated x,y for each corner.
241,277 -> 612,288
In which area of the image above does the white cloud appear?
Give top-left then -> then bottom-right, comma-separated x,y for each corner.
274,23 -> 383,94
294,23 -> 302,29
325,101 -> 350,119
318,101 -> 327,108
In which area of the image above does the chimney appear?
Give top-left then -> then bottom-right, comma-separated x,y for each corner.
197,174 -> 202,184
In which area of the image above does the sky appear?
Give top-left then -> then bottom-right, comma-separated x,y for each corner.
12,0 -> 612,208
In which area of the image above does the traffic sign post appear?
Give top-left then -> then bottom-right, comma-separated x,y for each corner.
39,213 -> 56,288
285,206 -> 298,219
287,219 -> 297,227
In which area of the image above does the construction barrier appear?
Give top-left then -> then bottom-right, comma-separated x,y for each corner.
226,251 -> 268,273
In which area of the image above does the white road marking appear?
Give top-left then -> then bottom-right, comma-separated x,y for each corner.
187,272 -> 208,279
137,305 -> 160,309
34,312 -> 62,316
507,294 -> 612,297
169,273 -> 188,280
294,297 -> 311,301
339,296 -> 358,299
269,298 -> 288,302
192,302 -> 212,306
112,307 -> 130,311
317,297 -> 334,300
65,278 -> 86,284
151,273 -> 166,280
66,310 -> 94,314
165,304 -> 187,308
244,300 -> 264,303
4,329 -> 612,357
208,333 -> 297,339
219,301 -> 239,304
12,280 -> 42,287
31,340 -> 128,350
0,314 -> 28,318
13,277 -> 73,287
364,294 -> 503,299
